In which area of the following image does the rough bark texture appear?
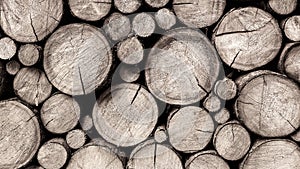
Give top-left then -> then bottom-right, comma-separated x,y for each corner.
268,0 -> 297,15
214,77 -> 237,100
92,83 -> 158,147
66,129 -> 86,149
0,0 -> 63,42
117,36 -> 144,64
154,126 -> 168,143
6,60 -> 20,75
132,13 -> 156,37
155,8 -> 176,30
213,108 -> 230,124
18,44 -> 40,66
203,93 -> 222,112
0,37 -> 16,60
212,7 -> 282,71
13,68 -> 52,106
119,64 -> 140,83
145,0 -> 169,8
0,100 -> 40,169
41,93 -> 81,134
44,23 -> 112,95
282,16 -> 300,41
104,13 -> 131,41
114,0 -> 141,14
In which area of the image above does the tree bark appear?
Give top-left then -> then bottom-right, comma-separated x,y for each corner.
132,13 -> 156,37
18,44 -> 40,66
0,37 -> 16,60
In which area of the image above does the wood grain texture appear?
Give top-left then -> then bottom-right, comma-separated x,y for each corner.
132,13 -> 156,37
145,0 -> 169,8
268,0 -> 297,15
173,0 -> 226,28
41,93 -> 80,134
93,83 -> 158,147
44,23 -> 112,95
80,115 -> 93,131
167,106 -> 214,153
146,28 -> 221,105
66,129 -> 86,149
214,77 -> 237,100
18,44 -> 40,66
203,93 -> 222,112
212,7 -> 282,71
114,0 -> 141,13
104,13 -> 131,41
117,36 -> 144,64
0,0 -> 63,42
0,37 -> 16,60
0,100 -> 40,169
6,60 -> 20,75
213,108 -> 230,124
155,8 -> 176,30
119,64 -> 140,83
13,68 -> 52,106
282,16 -> 300,41
154,126 -> 168,143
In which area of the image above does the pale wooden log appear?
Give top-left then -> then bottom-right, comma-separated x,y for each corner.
214,77 -> 237,100
185,150 -> 230,169
41,93 -> 81,134
154,126 -> 168,143
18,44 -> 40,66
213,108 -> 230,124
80,115 -> 94,131
127,140 -> 183,169
44,23 -> 112,95
213,120 -> 251,161
37,138 -> 69,169
235,71 -> 300,137
0,100 -> 40,169
240,139 -> 300,169
66,129 -> 86,149
212,7 -> 282,71
119,64 -> 140,83
145,0 -> 169,8
92,83 -> 158,147
69,0 -> 111,21
282,16 -> 300,41
278,43 -> 300,83
6,60 -> 20,75
0,0 -> 63,42
145,28 -> 221,105
117,36 -> 143,64
173,0 -> 226,28
66,144 -> 123,169
268,0 -> 297,15
104,13 -> 131,41
132,13 -> 156,37
167,106 -> 214,153
203,93 -> 222,112
155,8 -> 176,30
291,130 -> 300,142
89,137 -> 127,158
114,0 -> 141,13
0,37 -> 16,60
13,68 -> 52,106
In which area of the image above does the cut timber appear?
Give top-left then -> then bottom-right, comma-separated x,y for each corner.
291,130 -> 300,142
44,23 -> 112,95
13,68 -> 52,106
185,150 -> 230,169
0,37 -> 16,60
173,0 -> 226,28
104,13 -> 131,41
154,126 -> 168,143
41,93 -> 81,134
282,16 -> 300,41
213,108 -> 230,124
119,64 -> 140,83
0,100 -> 40,169
37,138 -> 68,169
240,139 -> 300,169
0,0 -> 63,42
127,140 -> 183,169
278,43 -> 300,83
114,0 -> 141,13
214,77 -> 237,100
213,121 -> 251,161
6,60 -> 20,75
268,0 -> 297,15
93,83 -> 158,147
117,36 -> 144,64
212,7 -> 282,71
66,129 -> 86,149
235,72 -> 300,137
18,44 -> 40,66
146,28 -> 221,105
80,115 -> 94,131
203,93 -> 222,112
66,144 -> 123,169
155,8 -> 176,30
145,0 -> 169,8
167,106 -> 214,153
132,13 -> 156,37
69,0 -> 111,21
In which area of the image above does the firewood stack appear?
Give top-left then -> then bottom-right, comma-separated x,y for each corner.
0,0 -> 299,169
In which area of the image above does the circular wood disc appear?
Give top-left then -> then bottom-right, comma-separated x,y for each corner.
132,13 -> 156,37
114,0 -> 141,13
213,108 -> 230,124
104,13 -> 131,41
235,73 -> 300,137
0,37 -> 16,60
155,8 -> 176,30
119,64 -> 141,83
283,16 -> 300,41
44,23 -> 112,95
173,0 -> 226,28
66,145 -> 123,169
268,0 -> 297,15
117,36 -> 144,64
167,106 -> 215,153
214,77 -> 237,100
0,0 -> 63,42
213,7 -> 282,71
6,60 -> 20,75
241,139 -> 300,169
93,83 -> 158,147
145,28 -> 221,105
0,100 -> 40,169
18,44 -> 40,66
145,0 -> 169,8
66,129 -> 86,149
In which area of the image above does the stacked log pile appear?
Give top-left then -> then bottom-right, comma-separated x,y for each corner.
0,0 -> 299,169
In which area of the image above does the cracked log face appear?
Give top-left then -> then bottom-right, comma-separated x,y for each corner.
0,0 -> 63,42
44,23 -> 112,95
173,0 -> 226,28
235,73 -> 300,137
146,28 -> 221,105
167,106 -> 215,153
213,7 -> 282,71
92,83 -> 158,147
0,100 -> 40,169
241,139 -> 300,169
